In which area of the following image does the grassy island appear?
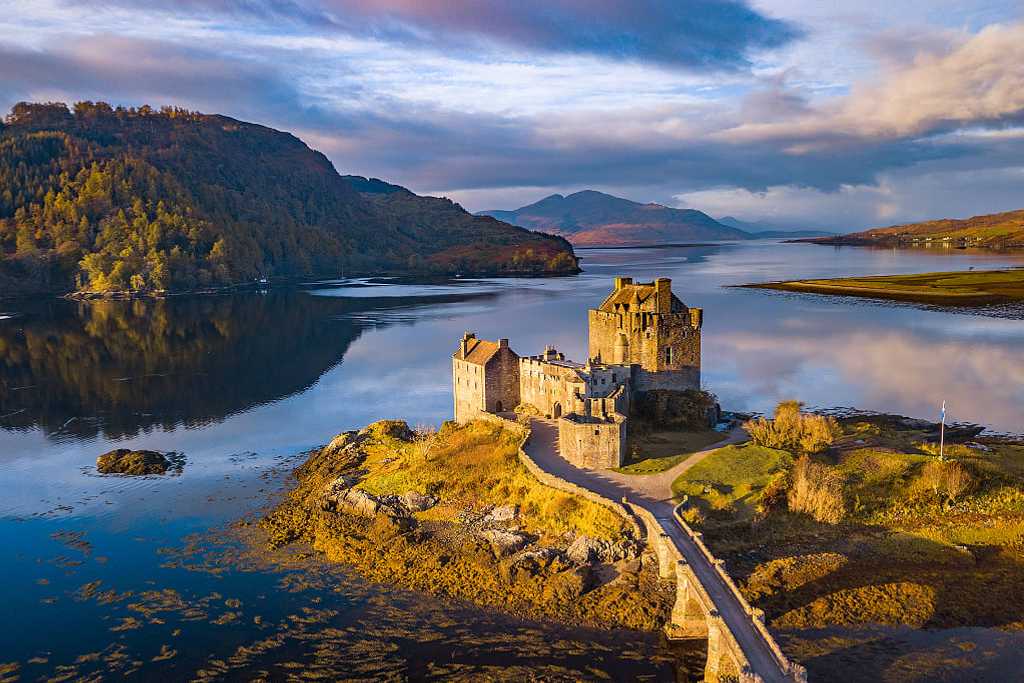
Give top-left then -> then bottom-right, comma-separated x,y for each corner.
672,405 -> 1024,679
262,419 -> 671,630
744,268 -> 1024,305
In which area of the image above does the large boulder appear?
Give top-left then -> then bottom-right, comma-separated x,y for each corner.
543,566 -> 594,602
359,420 -> 414,442
323,432 -> 356,455
567,536 -> 605,565
400,491 -> 438,512
96,449 -> 171,475
481,529 -> 529,556
323,480 -> 407,520
483,504 -> 518,525
566,536 -> 642,565
510,547 -> 564,574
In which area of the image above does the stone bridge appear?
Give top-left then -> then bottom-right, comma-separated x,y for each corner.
521,418 -> 807,683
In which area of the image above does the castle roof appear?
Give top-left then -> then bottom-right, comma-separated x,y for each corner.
455,337 -> 500,365
597,281 -> 685,312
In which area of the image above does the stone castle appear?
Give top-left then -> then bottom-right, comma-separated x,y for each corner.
452,277 -> 703,469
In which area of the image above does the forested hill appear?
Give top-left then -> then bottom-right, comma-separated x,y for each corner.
0,101 -> 578,296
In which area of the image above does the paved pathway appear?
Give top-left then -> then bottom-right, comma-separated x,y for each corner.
600,425 -> 749,503
525,419 -> 790,683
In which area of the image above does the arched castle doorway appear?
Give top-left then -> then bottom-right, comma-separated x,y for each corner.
495,400 -> 503,413
552,402 -> 562,418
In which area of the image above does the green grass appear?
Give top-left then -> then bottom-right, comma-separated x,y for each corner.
614,430 -> 726,474
747,269 -> 1024,304
671,443 -> 792,514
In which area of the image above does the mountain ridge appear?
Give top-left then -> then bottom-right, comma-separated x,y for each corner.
480,190 -> 749,245
717,215 -> 834,238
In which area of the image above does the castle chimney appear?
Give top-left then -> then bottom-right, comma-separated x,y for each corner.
461,331 -> 476,358
499,338 -> 509,349
689,308 -> 703,329
655,277 -> 671,312
614,276 -> 633,290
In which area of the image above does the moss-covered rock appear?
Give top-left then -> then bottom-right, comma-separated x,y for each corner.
96,449 -> 171,475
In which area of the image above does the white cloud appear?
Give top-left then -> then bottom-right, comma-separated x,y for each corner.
722,22 -> 1024,143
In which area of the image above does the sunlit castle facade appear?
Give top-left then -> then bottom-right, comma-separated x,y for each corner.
451,277 -> 703,468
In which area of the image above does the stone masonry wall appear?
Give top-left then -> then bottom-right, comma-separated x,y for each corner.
485,345 -> 520,413
558,415 -> 626,469
519,357 -> 585,418
588,308 -> 701,389
453,358 -> 485,423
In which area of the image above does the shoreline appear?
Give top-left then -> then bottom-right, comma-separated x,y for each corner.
740,281 -> 1008,306
789,236 -> 1024,250
0,266 -> 582,303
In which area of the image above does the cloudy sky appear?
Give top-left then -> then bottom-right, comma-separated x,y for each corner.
2,0 -> 1022,229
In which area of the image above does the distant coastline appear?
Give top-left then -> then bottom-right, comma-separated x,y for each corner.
740,268 -> 1024,306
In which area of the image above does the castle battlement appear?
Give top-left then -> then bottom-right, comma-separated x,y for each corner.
451,276 -> 702,468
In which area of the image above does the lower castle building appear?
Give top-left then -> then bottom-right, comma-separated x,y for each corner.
452,277 -> 703,469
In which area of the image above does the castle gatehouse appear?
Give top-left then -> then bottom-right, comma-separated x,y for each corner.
452,277 -> 703,469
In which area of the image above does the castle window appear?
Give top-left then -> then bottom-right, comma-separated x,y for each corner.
594,429 -> 600,435
665,347 -> 673,365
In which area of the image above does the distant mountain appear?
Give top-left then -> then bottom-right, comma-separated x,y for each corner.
0,101 -> 578,296
808,209 -> 1024,248
480,190 -> 750,246
717,216 -> 834,238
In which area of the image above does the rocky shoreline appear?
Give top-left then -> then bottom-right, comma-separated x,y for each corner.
260,419 -> 672,630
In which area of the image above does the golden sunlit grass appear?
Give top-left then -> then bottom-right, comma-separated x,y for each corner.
747,269 -> 1024,304
358,420 -> 627,541
260,419 -> 669,630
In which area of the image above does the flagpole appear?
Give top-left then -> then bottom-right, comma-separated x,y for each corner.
939,400 -> 946,461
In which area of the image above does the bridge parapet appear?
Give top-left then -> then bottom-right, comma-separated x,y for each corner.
670,503 -> 808,683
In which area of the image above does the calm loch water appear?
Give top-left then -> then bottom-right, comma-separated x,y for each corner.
1,240 -> 1023,679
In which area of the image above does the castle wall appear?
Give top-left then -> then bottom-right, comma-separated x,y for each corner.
633,367 -> 701,393
588,280 -> 702,392
519,357 -> 586,418
486,346 -> 521,413
558,414 -> 627,469
583,364 -> 630,398
453,358 -> 486,423
588,310 -> 624,363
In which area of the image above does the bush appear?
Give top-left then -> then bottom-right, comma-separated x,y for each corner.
755,471 -> 789,518
745,401 -> 840,454
788,455 -> 845,523
917,460 -> 974,510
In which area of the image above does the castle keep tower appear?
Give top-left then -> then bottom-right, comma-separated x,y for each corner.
587,277 -> 702,392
